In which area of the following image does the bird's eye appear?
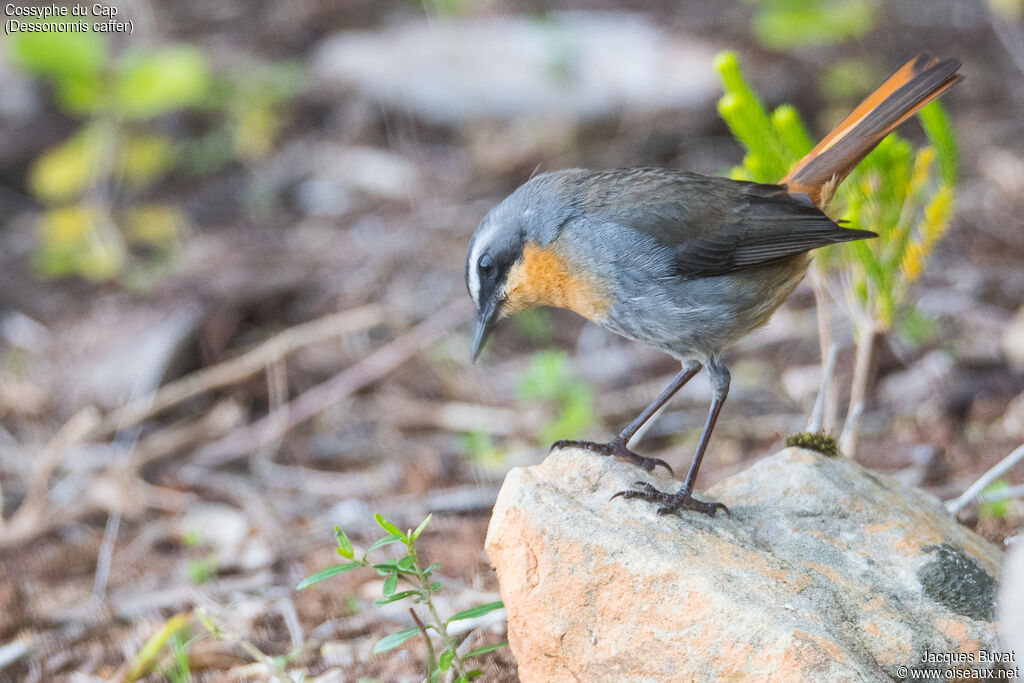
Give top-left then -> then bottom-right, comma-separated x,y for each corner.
478,254 -> 494,279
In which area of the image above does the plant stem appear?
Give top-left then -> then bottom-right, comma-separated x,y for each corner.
809,268 -> 840,433
408,540 -> 465,678
410,607 -> 436,679
947,444 -> 1024,515
807,342 -> 837,434
839,321 -> 879,457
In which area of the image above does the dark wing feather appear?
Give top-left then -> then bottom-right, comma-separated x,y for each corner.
673,187 -> 876,277
570,169 -> 876,279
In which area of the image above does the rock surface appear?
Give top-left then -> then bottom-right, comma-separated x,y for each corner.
485,447 -> 1005,682
1000,541 -> 1024,658
315,13 -> 718,124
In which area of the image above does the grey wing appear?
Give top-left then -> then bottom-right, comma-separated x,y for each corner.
670,182 -> 877,278
576,170 -> 876,279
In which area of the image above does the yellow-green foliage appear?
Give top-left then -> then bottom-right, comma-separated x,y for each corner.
714,51 -> 957,332
11,20 -> 304,281
517,350 -> 595,445
745,0 -> 876,52
124,613 -> 191,682
715,52 -> 812,181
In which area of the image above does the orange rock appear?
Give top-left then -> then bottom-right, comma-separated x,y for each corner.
486,447 -> 1004,682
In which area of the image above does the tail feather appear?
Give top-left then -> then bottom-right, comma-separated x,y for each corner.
782,53 -> 962,208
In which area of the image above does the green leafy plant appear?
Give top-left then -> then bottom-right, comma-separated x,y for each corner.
517,350 -> 595,444
459,429 -> 503,467
163,628 -> 194,683
127,609 -> 303,682
9,19 -> 304,281
298,513 -> 507,682
746,0 -> 876,52
187,554 -> 218,585
194,608 -> 301,681
715,51 -> 958,454
124,613 -> 192,683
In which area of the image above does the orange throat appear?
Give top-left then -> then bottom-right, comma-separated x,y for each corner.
502,243 -> 611,322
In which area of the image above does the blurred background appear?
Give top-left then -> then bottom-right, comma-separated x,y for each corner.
1,0 -> 1023,680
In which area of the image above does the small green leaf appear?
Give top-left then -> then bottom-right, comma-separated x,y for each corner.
187,556 -> 217,585
372,561 -> 395,577
464,641 -> 509,658
296,562 -> 360,589
397,555 -> 416,572
364,534 -> 403,556
447,601 -> 504,624
14,29 -> 106,81
383,572 -> 398,596
374,513 -> 404,538
770,104 -> 813,159
454,671 -> 483,682
233,102 -> 280,160
429,581 -> 442,592
116,46 -> 210,119
125,613 -> 190,682
334,526 -> 354,559
35,205 -> 126,281
517,350 -> 569,400
118,135 -> 175,189
412,513 -> 432,540
459,430 -> 500,464
195,608 -> 218,635
121,204 -> 185,248
439,648 -> 455,672
750,0 -> 875,51
373,627 -> 421,653
28,127 -> 104,204
918,100 -> 958,186
979,479 -> 1011,521
374,590 -> 420,606
423,562 -> 442,575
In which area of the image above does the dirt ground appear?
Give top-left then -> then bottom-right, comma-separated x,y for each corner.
1,1 -> 1023,681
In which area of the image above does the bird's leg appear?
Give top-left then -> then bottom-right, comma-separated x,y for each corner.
613,359 -> 731,517
552,360 -> 702,476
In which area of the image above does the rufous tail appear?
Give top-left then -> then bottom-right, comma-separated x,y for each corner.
782,53 -> 962,208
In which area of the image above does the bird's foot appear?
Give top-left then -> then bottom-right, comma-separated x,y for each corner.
611,482 -> 729,517
550,438 -> 673,476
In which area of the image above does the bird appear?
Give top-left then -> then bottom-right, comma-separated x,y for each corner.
464,53 -> 962,517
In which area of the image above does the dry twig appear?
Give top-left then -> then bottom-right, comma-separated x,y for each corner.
839,322 -> 879,457
809,268 -> 840,433
806,343 -> 838,434
0,303 -> 384,547
0,401 -> 243,548
947,443 -> 1024,515
192,300 -> 472,467
0,408 -> 99,540
89,304 -> 384,439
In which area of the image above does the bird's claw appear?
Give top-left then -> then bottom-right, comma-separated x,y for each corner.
612,482 -> 729,517
550,439 -> 674,476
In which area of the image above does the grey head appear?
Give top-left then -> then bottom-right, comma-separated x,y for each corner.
465,170 -> 583,361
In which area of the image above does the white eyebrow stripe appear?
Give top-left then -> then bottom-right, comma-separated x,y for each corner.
468,224 -> 494,307
468,243 -> 481,308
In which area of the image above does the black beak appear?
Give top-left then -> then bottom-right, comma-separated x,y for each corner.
471,295 -> 502,363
